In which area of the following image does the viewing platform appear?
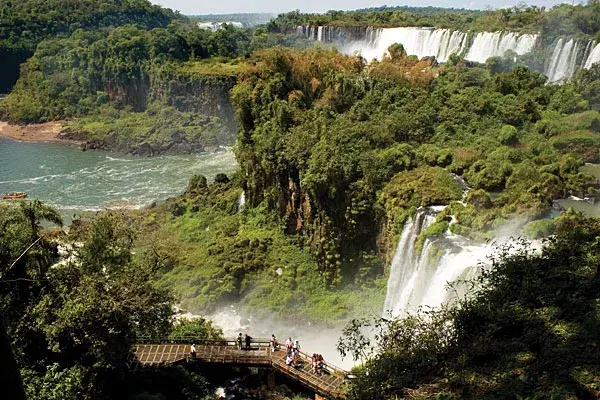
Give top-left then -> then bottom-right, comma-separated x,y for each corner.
129,338 -> 350,399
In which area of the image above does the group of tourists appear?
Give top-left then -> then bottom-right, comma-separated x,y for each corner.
310,353 -> 325,375
283,336 -> 301,367
189,333 -> 326,375
237,332 -> 252,350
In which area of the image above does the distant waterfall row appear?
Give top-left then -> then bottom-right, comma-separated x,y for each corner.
298,25 -> 537,64
298,25 -> 600,83
383,207 -> 491,318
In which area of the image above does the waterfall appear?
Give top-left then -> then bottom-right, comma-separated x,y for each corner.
301,26 -> 535,64
545,39 -> 581,82
238,191 -> 245,211
370,27 -> 468,63
383,207 -> 492,318
465,31 -> 537,64
584,41 -> 600,69
383,208 -> 438,314
298,24 -> 600,83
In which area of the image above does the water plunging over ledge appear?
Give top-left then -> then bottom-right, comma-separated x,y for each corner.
383,207 -> 493,319
300,25 -> 600,83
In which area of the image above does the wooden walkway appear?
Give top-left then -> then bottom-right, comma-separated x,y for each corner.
129,338 -> 349,399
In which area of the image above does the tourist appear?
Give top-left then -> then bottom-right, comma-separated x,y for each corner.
237,333 -> 243,350
317,354 -> 324,375
285,336 -> 293,352
270,334 -> 278,351
285,352 -> 294,366
244,333 -> 252,350
293,340 -> 300,356
190,343 -> 196,358
311,353 -> 318,374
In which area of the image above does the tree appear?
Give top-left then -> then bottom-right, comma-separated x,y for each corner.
1,204 -> 175,399
340,213 -> 600,399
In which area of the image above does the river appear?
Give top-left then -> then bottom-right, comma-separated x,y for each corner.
0,137 -> 237,220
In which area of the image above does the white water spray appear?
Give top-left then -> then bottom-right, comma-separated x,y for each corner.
305,26 -> 536,64
383,208 -> 493,318
368,27 -> 468,63
545,39 -> 581,82
466,31 -> 537,64
299,24 -> 600,82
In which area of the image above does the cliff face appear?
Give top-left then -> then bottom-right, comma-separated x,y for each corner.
149,71 -> 238,134
60,70 -> 239,156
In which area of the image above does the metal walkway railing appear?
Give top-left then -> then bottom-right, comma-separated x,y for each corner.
129,337 -> 349,399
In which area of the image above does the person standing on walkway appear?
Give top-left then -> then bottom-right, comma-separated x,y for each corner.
190,343 -> 196,358
237,333 -> 243,350
285,337 -> 293,352
270,334 -> 278,351
244,333 -> 252,350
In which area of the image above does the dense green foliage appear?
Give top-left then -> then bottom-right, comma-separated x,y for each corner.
0,22 -> 252,152
232,46 -> 599,284
5,3 -> 600,398
0,7 -> 318,153
339,212 -> 600,399
0,22 -> 250,119
0,0 -> 176,92
0,202 -> 224,399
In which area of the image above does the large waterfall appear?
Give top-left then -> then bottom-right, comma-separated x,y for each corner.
300,24 -> 600,83
383,207 -> 492,318
302,25 -> 538,64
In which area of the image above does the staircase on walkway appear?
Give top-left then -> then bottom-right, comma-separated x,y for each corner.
129,338 -> 349,399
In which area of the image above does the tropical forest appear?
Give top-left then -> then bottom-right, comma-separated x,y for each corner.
2,0 -> 600,399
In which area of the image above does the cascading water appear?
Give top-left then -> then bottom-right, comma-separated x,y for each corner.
238,191 -> 246,211
383,208 -> 439,314
303,26 -> 536,64
584,41 -> 600,69
383,207 -> 492,318
299,24 -> 600,82
545,39 -> 581,82
465,31 -> 537,64
367,27 -> 468,63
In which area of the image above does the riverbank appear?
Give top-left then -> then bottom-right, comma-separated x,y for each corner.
0,121 -> 84,146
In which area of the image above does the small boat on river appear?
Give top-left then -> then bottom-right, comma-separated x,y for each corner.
2,192 -> 27,200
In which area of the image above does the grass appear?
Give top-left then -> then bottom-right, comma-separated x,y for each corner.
178,59 -> 240,77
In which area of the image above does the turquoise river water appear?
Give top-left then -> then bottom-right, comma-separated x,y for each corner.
0,137 -> 237,219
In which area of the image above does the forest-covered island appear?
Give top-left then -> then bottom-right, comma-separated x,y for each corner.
2,0 -> 600,399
